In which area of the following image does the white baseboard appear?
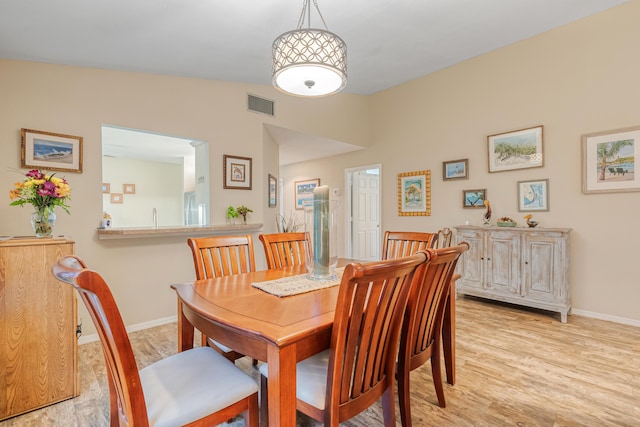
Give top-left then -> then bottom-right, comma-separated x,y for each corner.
78,315 -> 178,345
571,309 -> 640,327
77,308 -> 639,346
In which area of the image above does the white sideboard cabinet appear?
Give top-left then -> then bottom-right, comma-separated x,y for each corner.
454,225 -> 572,322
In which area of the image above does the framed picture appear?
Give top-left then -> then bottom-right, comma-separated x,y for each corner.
488,125 -> 543,173
398,170 -> 431,216
21,128 -> 83,173
518,179 -> 549,212
223,155 -> 252,190
294,178 -> 320,210
581,126 -> 639,194
102,183 -> 110,194
123,183 -> 136,194
268,174 -> 277,207
462,189 -> 487,208
110,193 -> 123,204
443,159 -> 469,180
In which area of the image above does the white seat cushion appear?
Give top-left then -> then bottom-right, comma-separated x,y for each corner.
259,349 -> 330,410
209,338 -> 234,354
140,346 -> 258,427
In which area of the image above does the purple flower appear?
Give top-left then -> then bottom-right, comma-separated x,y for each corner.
26,170 -> 44,179
39,181 -> 57,197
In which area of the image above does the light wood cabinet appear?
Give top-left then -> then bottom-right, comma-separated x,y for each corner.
0,238 -> 78,420
454,226 -> 572,322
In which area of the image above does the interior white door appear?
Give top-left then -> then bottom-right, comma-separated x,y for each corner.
351,168 -> 380,260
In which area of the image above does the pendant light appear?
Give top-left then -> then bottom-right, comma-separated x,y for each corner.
272,0 -> 347,97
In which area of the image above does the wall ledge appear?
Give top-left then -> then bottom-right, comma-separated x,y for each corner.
96,223 -> 263,239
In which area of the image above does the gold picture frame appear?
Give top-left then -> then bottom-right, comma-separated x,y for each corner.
398,170 -> 431,216
21,128 -> 83,173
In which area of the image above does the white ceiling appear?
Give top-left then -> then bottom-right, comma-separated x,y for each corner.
1,0 -> 628,164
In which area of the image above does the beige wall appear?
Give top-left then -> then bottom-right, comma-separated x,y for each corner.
2,0 -> 639,338
282,0 -> 640,325
103,156 -> 184,227
0,60 -> 369,336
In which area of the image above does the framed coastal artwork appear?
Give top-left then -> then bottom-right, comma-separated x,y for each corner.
582,126 -> 639,194
21,128 -> 83,173
488,125 -> 543,173
223,154 -> 252,190
294,178 -> 320,210
443,159 -> 468,180
518,179 -> 549,212
398,170 -> 431,216
462,189 -> 487,208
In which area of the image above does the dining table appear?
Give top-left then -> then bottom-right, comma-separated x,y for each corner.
171,260 -> 457,427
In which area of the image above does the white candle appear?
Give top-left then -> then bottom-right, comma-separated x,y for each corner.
313,185 -> 330,276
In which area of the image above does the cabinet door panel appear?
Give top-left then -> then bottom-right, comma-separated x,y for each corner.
456,230 -> 484,291
486,232 -> 519,294
0,240 -> 77,420
523,235 -> 561,302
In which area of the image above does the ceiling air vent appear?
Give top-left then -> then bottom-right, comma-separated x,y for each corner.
247,94 -> 274,116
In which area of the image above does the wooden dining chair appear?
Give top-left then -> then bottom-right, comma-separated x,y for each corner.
187,235 -> 256,363
397,243 -> 469,427
259,251 -> 431,427
436,227 -> 453,248
258,232 -> 308,269
382,231 -> 438,260
51,256 -> 259,427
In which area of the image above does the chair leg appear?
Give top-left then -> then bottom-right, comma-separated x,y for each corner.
244,392 -> 259,427
397,363 -> 412,427
381,385 -> 397,427
259,374 -> 269,427
431,340 -> 446,408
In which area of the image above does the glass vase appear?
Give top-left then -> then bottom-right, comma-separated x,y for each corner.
31,208 -> 56,237
303,199 -> 339,280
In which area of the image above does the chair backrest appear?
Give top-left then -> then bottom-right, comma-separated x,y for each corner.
400,243 -> 469,369
382,231 -> 438,260
436,227 -> 453,248
258,232 -> 308,269
187,235 -> 256,279
52,256 -> 148,427
323,251 -> 431,425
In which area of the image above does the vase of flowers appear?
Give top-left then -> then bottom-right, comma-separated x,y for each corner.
9,169 -> 71,237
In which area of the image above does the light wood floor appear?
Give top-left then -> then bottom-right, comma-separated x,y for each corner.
2,297 -> 638,426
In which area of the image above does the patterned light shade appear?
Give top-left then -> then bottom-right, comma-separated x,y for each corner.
272,3 -> 347,97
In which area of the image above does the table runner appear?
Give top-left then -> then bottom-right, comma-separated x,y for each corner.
252,267 -> 345,297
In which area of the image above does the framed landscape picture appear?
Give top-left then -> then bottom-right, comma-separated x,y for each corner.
581,126 -> 639,194
488,125 -> 543,173
518,179 -> 549,212
21,128 -> 83,173
398,170 -> 431,216
443,159 -> 468,180
462,189 -> 487,208
294,178 -> 320,210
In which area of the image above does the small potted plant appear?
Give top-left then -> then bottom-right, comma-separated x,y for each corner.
226,206 -> 238,224
236,205 -> 253,224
